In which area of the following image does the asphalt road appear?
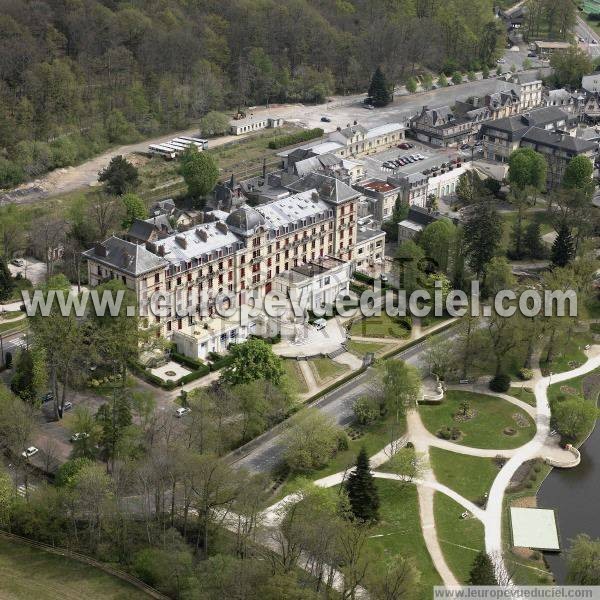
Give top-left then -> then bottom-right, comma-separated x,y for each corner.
232,324 -> 457,474
575,16 -> 600,59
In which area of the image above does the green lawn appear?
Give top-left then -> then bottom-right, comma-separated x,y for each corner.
282,360 -> 309,395
368,480 -> 442,595
0,310 -> 24,320
309,357 -> 349,384
434,493 -> 485,583
540,332 -> 592,375
346,340 -> 389,358
419,391 -> 535,449
429,448 -> 499,502
349,313 -> 410,339
0,318 -> 27,334
508,386 -> 536,406
0,537 -> 150,599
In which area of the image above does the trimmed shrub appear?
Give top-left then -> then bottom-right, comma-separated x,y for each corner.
489,374 -> 511,392
267,128 -> 324,149
518,368 -> 534,381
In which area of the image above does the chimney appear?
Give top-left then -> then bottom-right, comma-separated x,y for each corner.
157,245 -> 165,256
216,221 -> 229,234
196,228 -> 209,242
175,235 -> 187,249
146,242 -> 157,253
95,242 -> 107,257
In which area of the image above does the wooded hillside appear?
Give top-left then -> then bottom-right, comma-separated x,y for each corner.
0,0 -> 503,186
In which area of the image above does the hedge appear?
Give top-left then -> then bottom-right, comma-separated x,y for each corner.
353,271 -> 375,285
131,361 -> 209,390
267,128 -> 324,149
171,350 -> 205,370
209,355 -> 234,371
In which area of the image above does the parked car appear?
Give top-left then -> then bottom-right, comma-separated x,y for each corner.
22,446 -> 38,458
10,258 -> 24,267
364,104 -> 375,110
42,392 -> 53,403
496,58 -> 506,64
175,407 -> 191,418
379,274 -> 389,284
70,432 -> 90,443
320,116 -> 331,122
460,143 -> 470,150
314,318 -> 327,331
398,142 -> 413,149
62,401 -> 73,412
527,51 -> 537,58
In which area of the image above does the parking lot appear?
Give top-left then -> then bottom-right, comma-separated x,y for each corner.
361,140 -> 462,180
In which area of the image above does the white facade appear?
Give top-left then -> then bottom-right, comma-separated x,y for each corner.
428,163 -> 472,199
273,258 -> 351,315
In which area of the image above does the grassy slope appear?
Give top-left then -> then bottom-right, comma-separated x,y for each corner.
368,480 -> 442,597
419,391 -> 535,449
349,313 -> 410,339
309,357 -> 349,384
0,537 -> 149,600
429,447 -> 499,502
282,360 -> 309,395
434,493 -> 485,584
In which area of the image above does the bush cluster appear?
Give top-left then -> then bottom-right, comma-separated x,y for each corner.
267,128 -> 324,149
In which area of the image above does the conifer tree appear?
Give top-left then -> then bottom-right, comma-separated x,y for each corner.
551,222 -> 574,267
0,258 -> 14,302
345,447 -> 380,523
468,551 -> 497,585
368,67 -> 391,107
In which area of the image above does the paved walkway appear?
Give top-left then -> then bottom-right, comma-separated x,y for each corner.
298,360 -> 318,395
253,345 -> 600,588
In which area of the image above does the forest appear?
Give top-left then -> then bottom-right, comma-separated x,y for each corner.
0,0 -> 504,187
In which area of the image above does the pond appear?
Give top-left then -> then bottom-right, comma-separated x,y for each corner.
538,421 -> 600,582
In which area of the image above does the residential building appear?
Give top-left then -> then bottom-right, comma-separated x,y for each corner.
480,106 -> 576,163
513,73 -> 543,110
397,206 -> 454,241
390,171 -> 429,208
519,129 -> 596,189
354,179 -> 400,222
353,226 -> 386,272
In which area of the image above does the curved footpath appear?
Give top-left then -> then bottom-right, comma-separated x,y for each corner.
250,349 -> 600,590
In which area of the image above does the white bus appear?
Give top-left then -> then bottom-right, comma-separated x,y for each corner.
178,136 -> 209,149
148,144 -> 177,159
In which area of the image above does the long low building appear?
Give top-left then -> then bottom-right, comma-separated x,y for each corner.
278,122 -> 405,166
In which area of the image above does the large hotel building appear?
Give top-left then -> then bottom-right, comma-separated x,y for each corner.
83,174 -> 375,358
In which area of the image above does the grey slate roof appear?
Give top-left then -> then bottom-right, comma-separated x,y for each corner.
83,236 -> 168,276
287,173 -> 360,204
225,205 -> 267,235
128,219 -> 157,242
521,128 -> 596,153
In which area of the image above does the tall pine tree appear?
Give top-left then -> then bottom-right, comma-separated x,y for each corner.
345,446 -> 380,523
551,222 -> 574,267
463,198 -> 503,278
0,258 -> 14,302
368,67 -> 391,107
523,221 -> 545,259
468,551 -> 498,585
